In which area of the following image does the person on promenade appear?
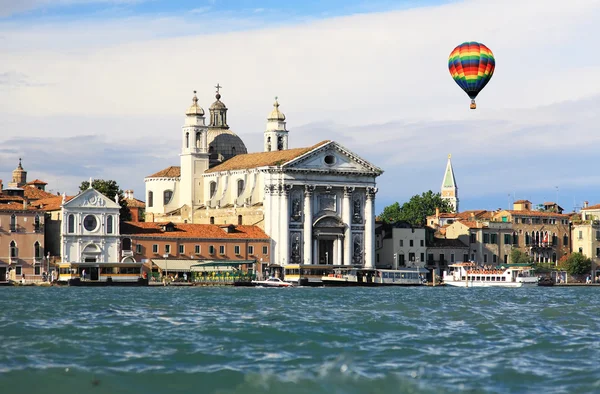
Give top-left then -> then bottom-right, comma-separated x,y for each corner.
586,275 -> 591,284
21,274 -> 26,284
4,270 -> 9,282
82,269 -> 86,281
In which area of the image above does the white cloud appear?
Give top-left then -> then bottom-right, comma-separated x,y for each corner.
1,0 -> 599,211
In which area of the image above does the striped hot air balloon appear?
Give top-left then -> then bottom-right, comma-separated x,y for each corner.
448,42 -> 495,109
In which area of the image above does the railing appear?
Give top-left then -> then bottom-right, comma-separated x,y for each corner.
121,250 -> 134,257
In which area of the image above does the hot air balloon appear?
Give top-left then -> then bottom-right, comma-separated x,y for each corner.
448,42 -> 495,109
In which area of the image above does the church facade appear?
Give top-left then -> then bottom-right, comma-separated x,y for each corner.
145,87 -> 383,267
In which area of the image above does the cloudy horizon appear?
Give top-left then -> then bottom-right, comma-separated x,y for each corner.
1,0 -> 599,214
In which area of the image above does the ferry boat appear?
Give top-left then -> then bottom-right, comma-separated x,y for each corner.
321,267 -> 428,287
57,262 -> 148,286
283,264 -> 336,286
443,262 -> 538,287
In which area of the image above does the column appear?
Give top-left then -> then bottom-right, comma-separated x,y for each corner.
279,184 -> 290,266
337,235 -> 343,265
263,185 -> 273,264
342,186 -> 353,265
303,185 -> 314,265
364,187 -> 377,269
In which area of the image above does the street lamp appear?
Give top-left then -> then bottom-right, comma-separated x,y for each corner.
163,254 -> 169,280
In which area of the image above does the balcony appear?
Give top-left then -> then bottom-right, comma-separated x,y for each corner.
121,250 -> 134,257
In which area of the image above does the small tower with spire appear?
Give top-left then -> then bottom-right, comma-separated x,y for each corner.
8,158 -> 27,188
208,83 -> 228,129
264,97 -> 288,152
441,154 -> 459,212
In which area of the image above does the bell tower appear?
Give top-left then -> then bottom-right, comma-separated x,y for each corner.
9,158 -> 27,188
441,154 -> 459,212
180,91 -> 209,217
264,97 -> 288,152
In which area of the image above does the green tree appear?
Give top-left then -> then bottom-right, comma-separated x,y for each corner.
379,191 -> 454,226
80,179 -> 132,222
510,249 -> 533,265
562,252 -> 592,275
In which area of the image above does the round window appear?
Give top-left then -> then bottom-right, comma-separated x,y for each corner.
83,215 -> 98,231
324,155 -> 336,165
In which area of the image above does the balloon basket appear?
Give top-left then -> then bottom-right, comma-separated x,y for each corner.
470,100 -> 476,110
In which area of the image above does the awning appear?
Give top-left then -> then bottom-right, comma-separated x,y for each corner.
151,259 -> 197,272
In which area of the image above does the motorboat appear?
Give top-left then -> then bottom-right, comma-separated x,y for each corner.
251,277 -> 293,287
443,262 -> 538,287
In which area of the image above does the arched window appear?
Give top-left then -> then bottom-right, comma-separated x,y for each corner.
238,215 -> 243,225
122,238 -> 132,251
210,216 -> 215,225
563,234 -> 569,246
107,216 -> 114,234
552,253 -> 557,263
10,240 -> 17,258
34,215 -> 40,232
267,137 -> 271,151
210,181 -> 217,198
237,179 -> 244,197
68,214 -> 75,233
10,214 -> 16,232
185,132 -> 189,148
34,242 -> 42,259
525,232 -> 530,245
148,191 -> 153,208
512,232 -> 518,245
196,132 -> 201,148
163,190 -> 173,205
277,136 -> 283,150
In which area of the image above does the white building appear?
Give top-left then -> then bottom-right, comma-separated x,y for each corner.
375,222 -> 427,269
61,186 -> 122,266
145,87 -> 383,267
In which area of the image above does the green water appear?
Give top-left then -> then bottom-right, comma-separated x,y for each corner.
1,286 -> 599,393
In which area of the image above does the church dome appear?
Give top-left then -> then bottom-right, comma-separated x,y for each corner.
186,91 -> 205,116
268,98 -> 286,121
209,93 -> 227,110
207,129 -> 247,162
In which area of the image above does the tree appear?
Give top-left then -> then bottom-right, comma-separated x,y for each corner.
379,191 -> 454,226
510,249 -> 533,265
561,252 -> 592,275
80,179 -> 132,222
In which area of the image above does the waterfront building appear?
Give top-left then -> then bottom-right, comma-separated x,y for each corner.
572,201 -> 600,276
120,221 -> 270,278
491,200 -> 570,263
440,154 -> 458,212
144,87 -> 383,267
445,220 -> 514,265
427,208 -> 491,230
375,222 -> 427,269
425,237 -> 469,274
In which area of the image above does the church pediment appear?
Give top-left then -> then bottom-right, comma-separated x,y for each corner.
282,142 -> 382,176
63,188 -> 121,210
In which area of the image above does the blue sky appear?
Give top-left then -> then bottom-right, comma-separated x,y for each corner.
1,0 -> 599,215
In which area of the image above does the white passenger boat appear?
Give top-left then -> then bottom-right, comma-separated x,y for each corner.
321,267 -> 428,287
443,262 -> 538,287
251,277 -> 294,287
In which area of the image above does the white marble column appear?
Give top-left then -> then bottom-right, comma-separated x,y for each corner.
303,185 -> 314,265
280,184 -> 290,266
364,187 -> 377,269
342,186 -> 353,265
337,235 -> 343,265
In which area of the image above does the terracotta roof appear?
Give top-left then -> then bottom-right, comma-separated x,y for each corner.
0,195 -> 24,202
121,222 -> 269,240
459,221 -> 481,229
125,198 -> 146,208
456,210 -> 489,220
581,204 -> 600,211
501,210 -> 570,218
23,187 -> 56,201
0,202 -> 40,211
25,179 -> 47,185
205,141 -> 331,173
147,166 -> 181,178
32,196 -> 74,211
513,200 -> 531,204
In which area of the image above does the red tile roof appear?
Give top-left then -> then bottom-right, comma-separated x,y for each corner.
31,196 -> 74,211
125,198 -> 146,208
25,179 -> 47,185
121,222 -> 269,239
500,210 -> 570,218
205,141 -> 331,173
0,202 -> 41,211
23,187 -> 56,201
147,166 -> 181,178
514,200 -> 531,204
581,204 -> 600,211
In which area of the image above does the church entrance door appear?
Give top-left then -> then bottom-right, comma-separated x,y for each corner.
318,240 -> 334,264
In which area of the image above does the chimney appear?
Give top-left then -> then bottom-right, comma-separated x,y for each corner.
23,197 -> 28,210
435,207 -> 440,219
584,201 -> 589,208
